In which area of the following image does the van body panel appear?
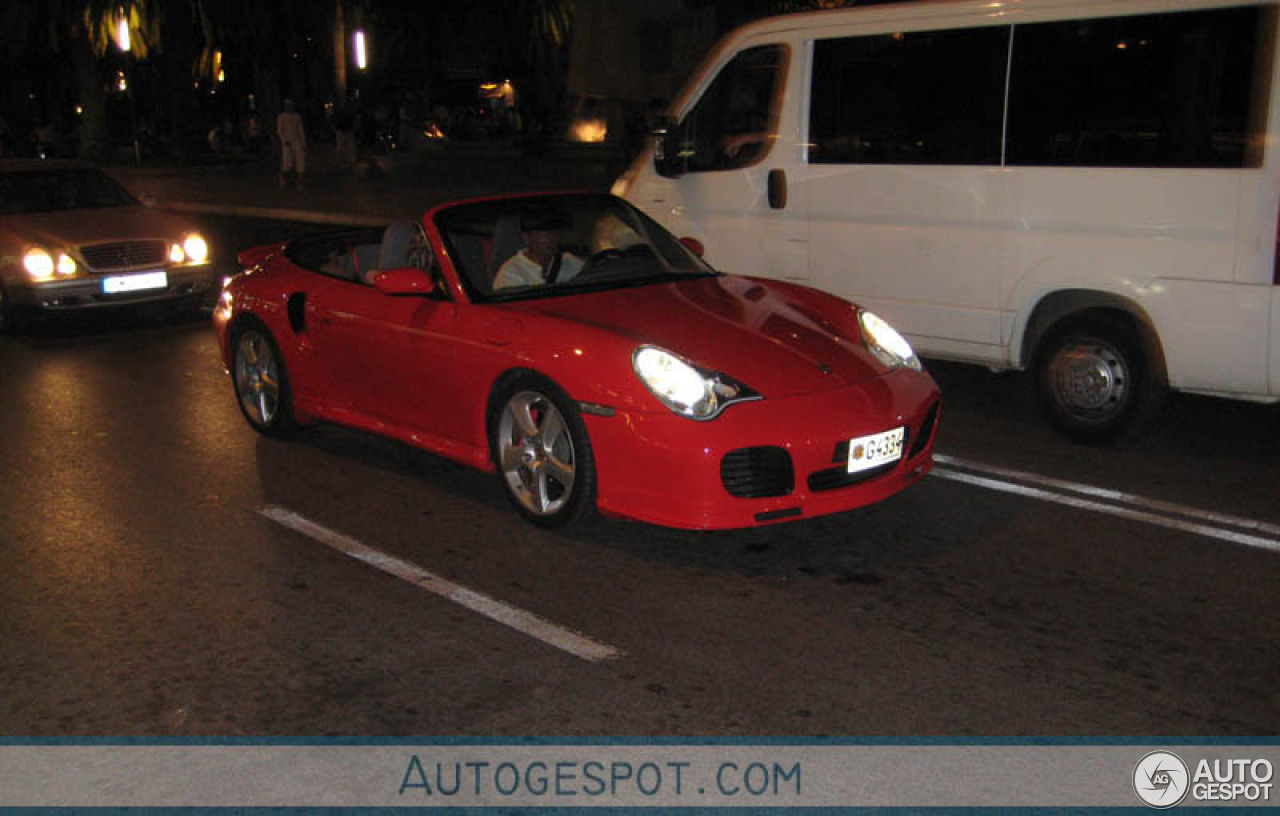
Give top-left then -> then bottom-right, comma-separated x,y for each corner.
621,0 -> 1280,414
1272,290 -> 1280,394
807,165 -> 1004,351
1146,279 -> 1272,393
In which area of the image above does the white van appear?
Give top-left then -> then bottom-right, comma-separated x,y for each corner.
615,0 -> 1280,439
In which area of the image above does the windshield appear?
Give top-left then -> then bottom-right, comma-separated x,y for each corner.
435,193 -> 716,301
0,168 -> 139,215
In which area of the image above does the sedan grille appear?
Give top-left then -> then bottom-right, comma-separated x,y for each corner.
79,240 -> 168,271
721,446 -> 794,499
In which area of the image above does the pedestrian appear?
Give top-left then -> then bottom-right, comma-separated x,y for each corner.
333,107 -> 356,169
276,98 -> 307,189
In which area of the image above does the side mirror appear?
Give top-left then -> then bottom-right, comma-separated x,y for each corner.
679,237 -> 705,258
372,267 -> 437,296
653,116 -> 684,179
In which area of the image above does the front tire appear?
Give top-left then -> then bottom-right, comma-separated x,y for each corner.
231,322 -> 297,437
490,373 -> 596,527
1037,318 -> 1161,441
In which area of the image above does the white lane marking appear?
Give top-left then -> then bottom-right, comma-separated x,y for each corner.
931,468 -> 1280,554
259,506 -> 624,663
936,454 -> 1280,539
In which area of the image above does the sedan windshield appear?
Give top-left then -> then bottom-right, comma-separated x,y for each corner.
435,194 -> 715,301
0,168 -> 139,215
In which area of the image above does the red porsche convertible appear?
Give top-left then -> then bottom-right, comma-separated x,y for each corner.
214,193 -> 940,529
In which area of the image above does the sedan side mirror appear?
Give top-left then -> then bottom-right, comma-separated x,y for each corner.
372,267 -> 437,296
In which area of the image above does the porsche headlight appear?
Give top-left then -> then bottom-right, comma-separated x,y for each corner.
632,345 -> 759,420
26,248 -> 77,280
859,310 -> 921,372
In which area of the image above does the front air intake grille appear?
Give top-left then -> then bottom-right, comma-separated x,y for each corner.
721,446 -> 794,499
909,401 -> 940,458
79,240 -> 167,271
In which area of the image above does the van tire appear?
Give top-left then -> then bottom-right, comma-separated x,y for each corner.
1036,318 -> 1163,441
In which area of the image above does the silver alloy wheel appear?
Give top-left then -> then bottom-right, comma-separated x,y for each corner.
234,329 -> 282,428
497,390 -> 577,517
1049,339 -> 1129,420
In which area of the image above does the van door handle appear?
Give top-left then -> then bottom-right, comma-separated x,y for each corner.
768,169 -> 788,210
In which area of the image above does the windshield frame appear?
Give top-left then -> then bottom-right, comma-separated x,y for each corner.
433,193 -> 718,305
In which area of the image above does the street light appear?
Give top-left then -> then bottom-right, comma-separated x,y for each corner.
353,30 -> 368,71
115,14 -> 131,52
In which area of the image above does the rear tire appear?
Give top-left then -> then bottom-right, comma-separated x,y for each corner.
1037,318 -> 1163,441
490,373 -> 597,528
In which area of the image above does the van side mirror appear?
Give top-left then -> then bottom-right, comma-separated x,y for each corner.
653,116 -> 684,179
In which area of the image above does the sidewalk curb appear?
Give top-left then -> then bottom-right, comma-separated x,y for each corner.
160,200 -> 388,227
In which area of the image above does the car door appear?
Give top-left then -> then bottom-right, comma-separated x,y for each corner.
659,42 -> 809,281
305,234 -> 462,438
804,26 -> 1009,356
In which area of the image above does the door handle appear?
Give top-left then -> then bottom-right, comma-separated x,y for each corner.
768,169 -> 787,210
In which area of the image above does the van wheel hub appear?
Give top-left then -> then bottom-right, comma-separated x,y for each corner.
1052,341 -> 1128,414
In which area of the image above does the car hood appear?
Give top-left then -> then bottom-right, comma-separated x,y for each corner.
0,205 -> 194,250
504,275 -> 892,398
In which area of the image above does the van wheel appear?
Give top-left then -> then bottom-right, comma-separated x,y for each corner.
1037,319 -> 1160,441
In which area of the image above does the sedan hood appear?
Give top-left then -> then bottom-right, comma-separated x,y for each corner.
505,276 -> 891,397
0,205 -> 195,250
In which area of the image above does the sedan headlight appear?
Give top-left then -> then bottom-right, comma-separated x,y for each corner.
23,248 -> 76,281
632,345 -> 759,420
859,310 -> 921,372
183,233 -> 209,264
169,233 -> 210,265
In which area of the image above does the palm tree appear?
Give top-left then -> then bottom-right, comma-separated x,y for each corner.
0,0 -> 169,159
510,0 -> 574,141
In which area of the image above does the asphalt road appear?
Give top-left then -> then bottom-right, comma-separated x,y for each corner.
1,215 -> 1277,736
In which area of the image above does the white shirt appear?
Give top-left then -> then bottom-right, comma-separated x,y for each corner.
493,250 -> 584,290
276,111 -> 306,149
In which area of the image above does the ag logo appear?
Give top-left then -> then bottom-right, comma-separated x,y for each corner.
1134,751 -> 1190,808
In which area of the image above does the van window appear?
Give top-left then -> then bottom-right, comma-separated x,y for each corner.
676,44 -> 788,172
1007,6 -> 1270,168
809,27 -> 1009,165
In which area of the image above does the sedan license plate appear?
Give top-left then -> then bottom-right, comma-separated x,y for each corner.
102,271 -> 168,294
847,426 -> 905,474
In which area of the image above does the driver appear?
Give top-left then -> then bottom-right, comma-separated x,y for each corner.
493,204 -> 585,289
